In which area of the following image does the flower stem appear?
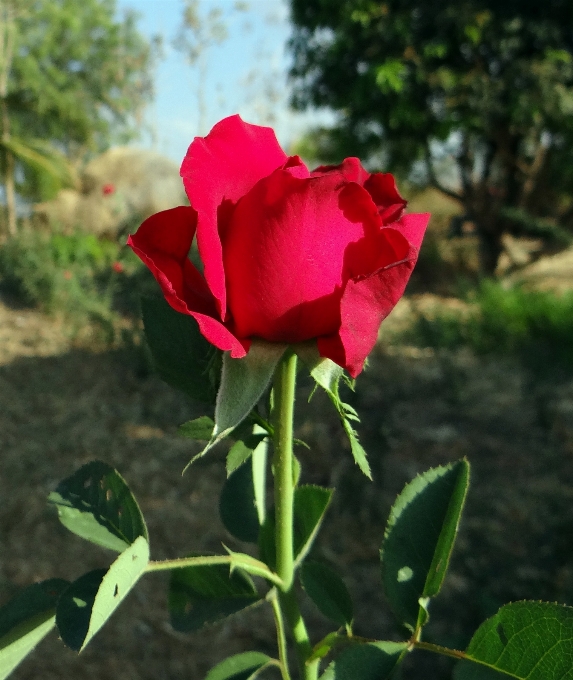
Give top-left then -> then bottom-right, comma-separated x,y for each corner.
272,352 -> 319,680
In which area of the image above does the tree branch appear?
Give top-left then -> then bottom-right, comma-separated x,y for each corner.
423,140 -> 464,202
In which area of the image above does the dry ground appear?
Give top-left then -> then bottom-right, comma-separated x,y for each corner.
1,293 -> 573,679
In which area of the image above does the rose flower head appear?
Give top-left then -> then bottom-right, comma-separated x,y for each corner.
128,115 -> 429,378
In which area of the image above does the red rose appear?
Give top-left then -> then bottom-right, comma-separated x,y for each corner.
128,115 -> 429,378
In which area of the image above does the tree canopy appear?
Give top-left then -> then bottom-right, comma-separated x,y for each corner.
288,0 -> 573,272
0,0 -> 155,233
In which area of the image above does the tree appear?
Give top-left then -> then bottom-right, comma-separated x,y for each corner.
0,0 -> 155,235
288,0 -> 573,273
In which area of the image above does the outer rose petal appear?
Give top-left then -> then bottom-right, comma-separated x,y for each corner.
312,157 -> 370,185
318,212 -> 430,377
127,207 -> 247,358
363,173 -> 407,224
317,250 -> 417,378
181,115 -> 288,319
390,212 -> 430,251
224,169 -> 381,343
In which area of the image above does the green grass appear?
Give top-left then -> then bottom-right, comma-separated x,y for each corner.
404,281 -> 573,369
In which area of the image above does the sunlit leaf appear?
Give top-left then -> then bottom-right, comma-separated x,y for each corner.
48,460 -> 148,553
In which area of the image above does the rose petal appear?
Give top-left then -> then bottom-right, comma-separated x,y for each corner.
181,115 -> 288,319
127,207 -> 214,314
344,226 -> 412,281
317,247 -> 418,378
390,212 -> 430,251
363,173 -> 407,223
224,169 -> 381,343
128,207 -> 247,357
312,157 -> 370,185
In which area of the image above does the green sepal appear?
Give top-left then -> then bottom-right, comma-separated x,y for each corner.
179,416 -> 215,441
184,341 -> 286,469
320,641 -> 407,680
141,295 -> 221,404
380,459 -> 470,632
0,579 -> 69,680
48,460 -> 148,553
56,536 -> 149,651
259,485 -> 333,570
454,601 -> 573,680
300,561 -> 353,628
168,558 -> 259,633
296,346 -> 371,478
205,651 -> 274,680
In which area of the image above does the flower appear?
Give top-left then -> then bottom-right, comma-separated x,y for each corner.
112,261 -> 124,274
102,183 -> 115,196
128,115 -> 429,378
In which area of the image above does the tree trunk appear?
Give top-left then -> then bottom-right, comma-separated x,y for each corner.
4,146 -> 15,235
477,228 -> 503,276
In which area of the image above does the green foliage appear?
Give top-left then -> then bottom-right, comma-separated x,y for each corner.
48,460 -> 148,553
259,485 -> 333,570
56,536 -> 149,651
288,0 -> 573,271
10,0 -> 154,146
204,652 -> 274,680
0,227 -> 140,338
320,641 -> 407,680
168,561 -> 259,633
141,294 -> 222,405
380,460 -> 470,632
0,579 -> 69,680
300,561 -> 353,628
406,281 -> 573,368
454,602 -> 573,679
219,461 -> 261,543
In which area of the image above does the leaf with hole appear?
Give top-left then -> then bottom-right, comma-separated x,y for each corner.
169,559 -> 259,632
0,579 -> 69,680
300,561 -> 353,628
56,536 -> 149,651
453,601 -> 573,680
141,295 -> 221,404
48,460 -> 148,553
205,651 -> 274,680
321,641 -> 407,680
380,459 -> 469,632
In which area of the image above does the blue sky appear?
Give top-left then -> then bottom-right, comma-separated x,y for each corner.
115,0 -> 333,163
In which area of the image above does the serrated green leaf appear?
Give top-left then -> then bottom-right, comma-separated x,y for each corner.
296,343 -> 370,477
169,559 -> 259,632
226,433 -> 267,477
260,485 -> 333,570
48,460 -> 148,553
342,420 -> 371,479
453,601 -> 573,680
141,295 -> 221,404
321,641 -> 407,680
220,461 -> 260,543
205,651 -> 274,680
300,561 -> 353,627
380,459 -> 470,632
186,341 -> 286,468
56,536 -> 149,651
0,579 -> 69,680
179,416 -> 215,441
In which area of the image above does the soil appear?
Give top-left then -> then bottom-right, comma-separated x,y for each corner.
1,291 -> 573,680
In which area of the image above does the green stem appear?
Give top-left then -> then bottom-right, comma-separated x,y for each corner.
272,352 -> 319,680
268,590 -> 293,680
